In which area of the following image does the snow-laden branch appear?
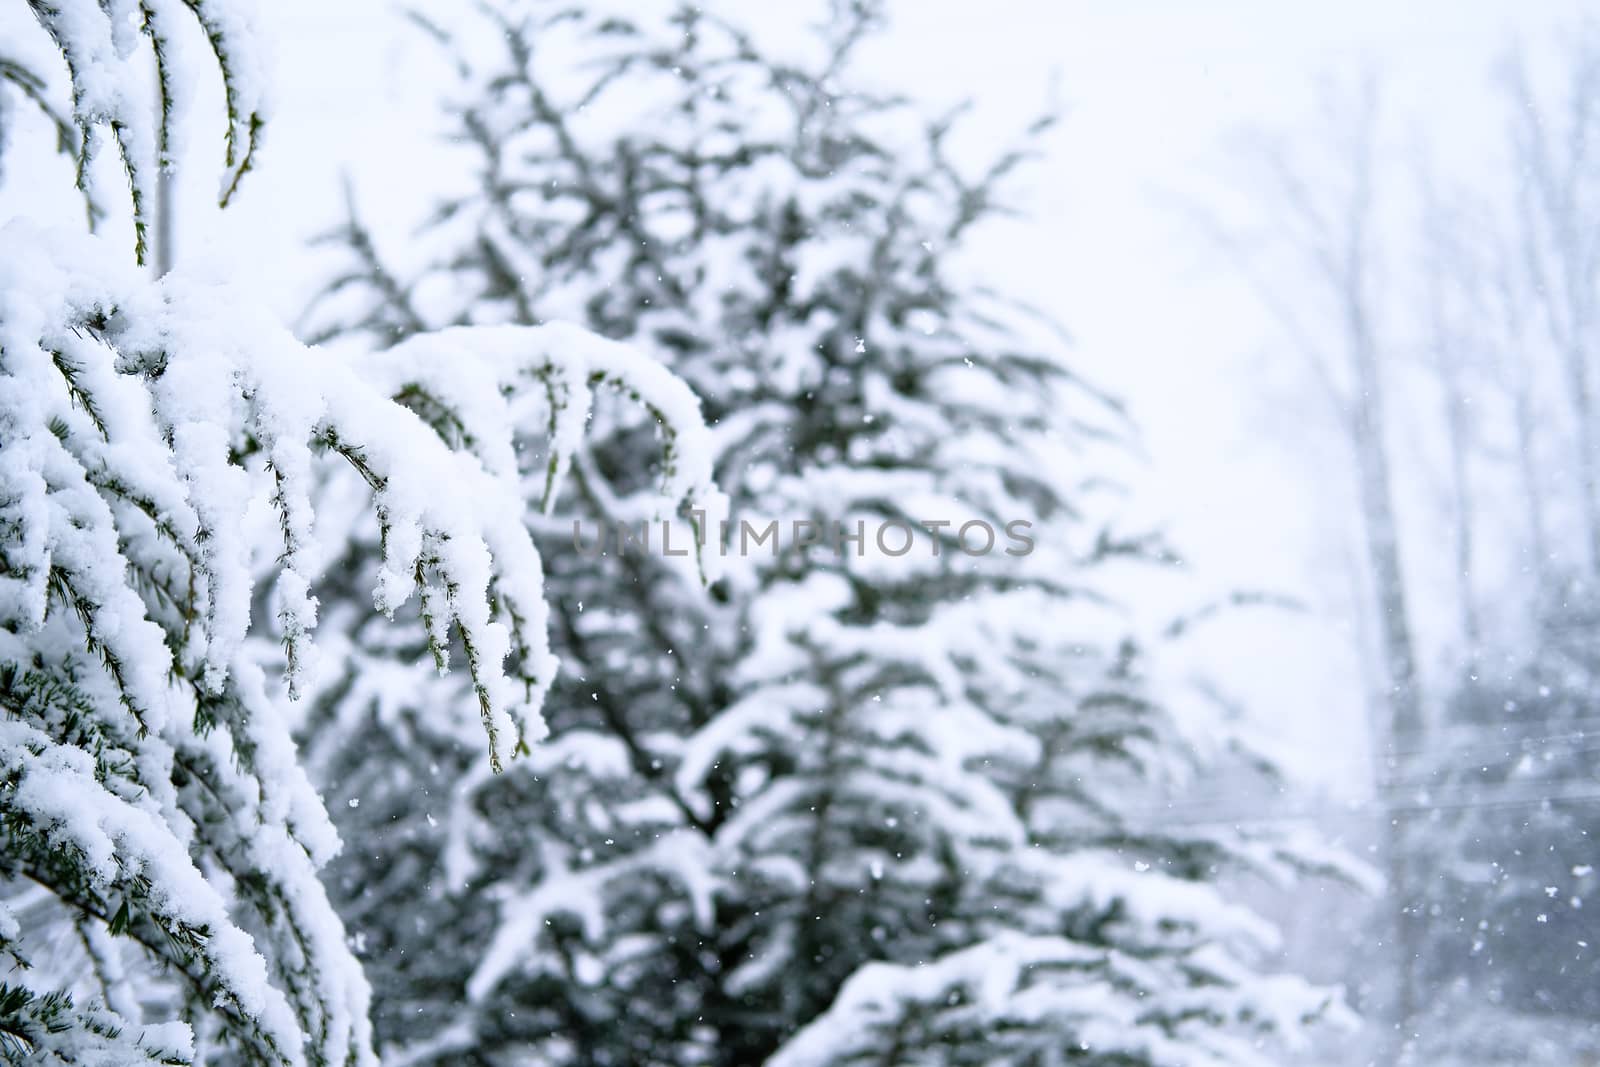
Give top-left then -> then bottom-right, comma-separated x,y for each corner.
19,0 -> 268,263
0,219 -> 718,1064
3,220 -> 716,766
361,322 -> 726,565
769,929 -> 1350,1067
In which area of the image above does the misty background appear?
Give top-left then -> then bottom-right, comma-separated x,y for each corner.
179,0 -> 1583,788
215,3 -> 1600,1058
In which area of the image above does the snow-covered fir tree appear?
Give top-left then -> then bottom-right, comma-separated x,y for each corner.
303,2 -> 1356,1064
0,3 -> 714,1063
1395,579 -> 1600,1065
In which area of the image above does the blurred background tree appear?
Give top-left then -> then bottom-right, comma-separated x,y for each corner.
1205,31 -> 1600,1067
299,2 -> 1357,1065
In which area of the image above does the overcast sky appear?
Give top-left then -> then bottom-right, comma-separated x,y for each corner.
6,0 -> 1588,791
170,0 -> 1600,791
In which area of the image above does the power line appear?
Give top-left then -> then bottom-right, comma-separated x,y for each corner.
1384,723 -> 1600,761
1381,750 -> 1600,793
1122,784 -> 1600,831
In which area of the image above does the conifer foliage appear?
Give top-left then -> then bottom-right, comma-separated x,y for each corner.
0,3 -> 714,1064
306,2 -> 1353,1065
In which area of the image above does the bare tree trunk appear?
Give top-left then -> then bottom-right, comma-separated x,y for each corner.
1441,377 -> 1480,654
154,166 -> 175,277
1489,235 -> 1552,588
1418,180 -> 1483,654
150,38 -> 176,280
1507,45 -> 1600,573
1346,309 -> 1423,736
1512,384 -> 1550,581
1344,252 -> 1423,1064
1222,76 -> 1425,1062
1562,337 -> 1600,571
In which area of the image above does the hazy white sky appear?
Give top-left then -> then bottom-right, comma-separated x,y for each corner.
5,0 -> 1588,789
168,0 -> 1600,790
